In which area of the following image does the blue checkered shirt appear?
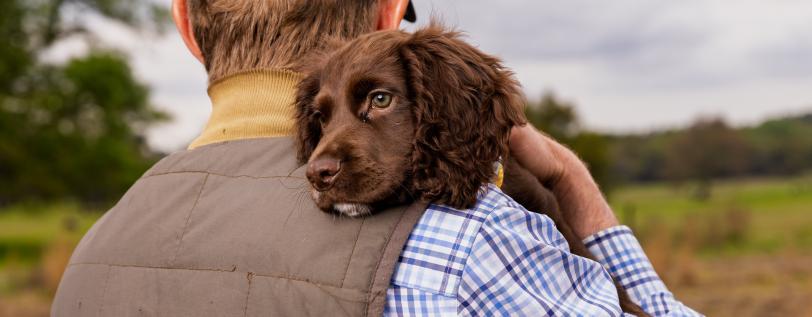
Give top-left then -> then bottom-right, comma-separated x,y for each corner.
384,184 -> 701,316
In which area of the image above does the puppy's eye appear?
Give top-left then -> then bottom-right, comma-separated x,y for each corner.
370,92 -> 392,108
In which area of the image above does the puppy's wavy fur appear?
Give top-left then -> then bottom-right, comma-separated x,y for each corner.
296,26 -> 524,209
401,29 -> 526,208
294,25 -> 648,316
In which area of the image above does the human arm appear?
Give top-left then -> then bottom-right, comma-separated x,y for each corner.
509,124 -> 702,316
457,196 -> 626,316
585,226 -> 702,316
508,124 -> 618,239
384,185 -> 702,316
385,187 -> 628,316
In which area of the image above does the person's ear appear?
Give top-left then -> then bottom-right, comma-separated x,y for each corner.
172,0 -> 205,64
377,0 -> 410,30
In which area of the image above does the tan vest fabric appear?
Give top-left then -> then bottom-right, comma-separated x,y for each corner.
52,137 -> 426,316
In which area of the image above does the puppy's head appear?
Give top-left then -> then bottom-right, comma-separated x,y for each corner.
295,26 -> 525,216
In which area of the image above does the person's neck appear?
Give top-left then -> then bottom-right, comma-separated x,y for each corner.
189,69 -> 303,149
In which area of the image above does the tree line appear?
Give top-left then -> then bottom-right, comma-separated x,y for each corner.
0,0 -> 167,206
527,93 -> 812,198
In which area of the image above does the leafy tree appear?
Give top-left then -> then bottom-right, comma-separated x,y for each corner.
0,0 -> 169,205
525,92 -> 579,141
525,92 -> 614,191
0,2 -> 32,93
27,0 -> 168,48
609,112 -> 812,188
665,119 -> 750,181
524,93 -> 812,192
743,115 -> 812,176
570,131 -> 613,190
608,131 -> 676,184
664,118 -> 750,199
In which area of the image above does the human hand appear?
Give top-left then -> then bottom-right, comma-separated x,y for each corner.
509,124 -> 619,239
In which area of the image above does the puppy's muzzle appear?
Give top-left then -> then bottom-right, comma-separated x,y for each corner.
306,157 -> 342,191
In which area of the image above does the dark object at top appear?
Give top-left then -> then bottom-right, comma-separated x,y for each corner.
404,1 -> 417,22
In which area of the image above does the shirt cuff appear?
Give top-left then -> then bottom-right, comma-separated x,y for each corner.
583,226 -> 670,305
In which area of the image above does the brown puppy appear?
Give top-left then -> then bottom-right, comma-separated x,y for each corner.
294,26 -> 648,316
295,26 -> 522,216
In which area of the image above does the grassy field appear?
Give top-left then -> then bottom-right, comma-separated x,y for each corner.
0,174 -> 810,316
0,204 -> 98,317
0,203 -> 98,266
609,173 -> 812,316
611,173 -> 812,255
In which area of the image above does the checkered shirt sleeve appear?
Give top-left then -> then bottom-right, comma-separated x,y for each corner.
384,184 -> 701,316
585,226 -> 703,316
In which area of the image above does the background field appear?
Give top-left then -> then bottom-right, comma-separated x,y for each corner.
611,174 -> 812,316
1,174 -> 811,316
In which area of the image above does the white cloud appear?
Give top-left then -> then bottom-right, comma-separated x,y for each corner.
409,0 -> 812,132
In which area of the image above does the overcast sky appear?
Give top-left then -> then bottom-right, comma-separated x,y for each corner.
47,1 -> 812,152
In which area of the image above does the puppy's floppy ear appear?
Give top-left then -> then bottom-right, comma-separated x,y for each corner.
294,70 -> 322,164
400,25 -> 527,209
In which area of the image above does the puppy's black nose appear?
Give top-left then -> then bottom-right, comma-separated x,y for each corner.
306,157 -> 342,191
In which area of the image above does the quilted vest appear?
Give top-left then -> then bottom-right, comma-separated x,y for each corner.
52,137 -> 426,316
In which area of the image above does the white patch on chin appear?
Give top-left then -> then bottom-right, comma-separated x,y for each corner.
333,203 -> 372,217
311,190 -> 321,202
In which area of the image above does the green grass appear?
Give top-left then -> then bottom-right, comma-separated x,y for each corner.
610,173 -> 812,256
0,203 -> 99,266
0,173 -> 810,264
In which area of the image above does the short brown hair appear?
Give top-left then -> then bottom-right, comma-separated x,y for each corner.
188,0 -> 379,82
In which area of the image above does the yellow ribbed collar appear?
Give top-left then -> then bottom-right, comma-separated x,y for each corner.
189,69 -> 304,149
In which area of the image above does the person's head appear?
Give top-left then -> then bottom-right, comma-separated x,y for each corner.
172,0 -> 411,82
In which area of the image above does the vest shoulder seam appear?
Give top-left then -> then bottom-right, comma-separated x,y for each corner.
67,262 -> 369,292
142,170 -> 303,181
